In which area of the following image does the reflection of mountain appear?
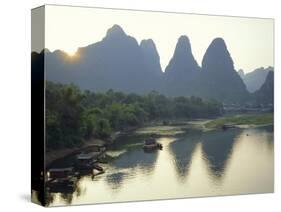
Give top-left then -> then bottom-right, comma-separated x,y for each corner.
103,148 -> 159,191
44,192 -> 55,207
168,132 -> 201,180
59,193 -> 74,205
260,125 -> 274,150
111,148 -> 159,174
32,190 -> 54,206
201,129 -> 240,180
44,171 -> 90,206
105,172 -> 128,190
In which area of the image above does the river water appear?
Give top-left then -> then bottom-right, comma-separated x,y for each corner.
43,125 -> 274,206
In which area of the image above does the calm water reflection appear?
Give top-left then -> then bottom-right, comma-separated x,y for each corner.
44,125 -> 274,206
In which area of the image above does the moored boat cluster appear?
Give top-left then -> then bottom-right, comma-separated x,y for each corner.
46,145 -> 106,191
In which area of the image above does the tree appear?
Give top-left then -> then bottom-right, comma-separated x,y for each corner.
45,81 -> 223,150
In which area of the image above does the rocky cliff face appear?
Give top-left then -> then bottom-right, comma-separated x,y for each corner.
238,69 -> 245,79
140,39 -> 163,91
201,38 -> 248,103
46,24 -> 163,93
41,25 -> 273,104
239,67 -> 272,93
254,71 -> 274,105
164,35 -> 200,96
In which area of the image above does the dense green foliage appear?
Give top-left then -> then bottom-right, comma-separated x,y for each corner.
46,81 -> 223,150
205,113 -> 273,129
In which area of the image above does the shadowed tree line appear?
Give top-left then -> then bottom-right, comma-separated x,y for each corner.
46,81 -> 223,150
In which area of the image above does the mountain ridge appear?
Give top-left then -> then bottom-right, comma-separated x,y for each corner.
34,25 -> 272,104
239,67 -> 273,93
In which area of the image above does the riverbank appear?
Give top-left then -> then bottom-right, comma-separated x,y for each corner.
45,121 -> 194,166
46,138 -> 106,167
46,114 -> 273,166
204,113 -> 273,129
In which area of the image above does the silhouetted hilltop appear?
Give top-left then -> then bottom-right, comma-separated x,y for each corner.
140,39 -> 163,90
254,71 -> 274,105
164,35 -> 200,96
165,35 -> 200,76
240,67 -> 272,93
238,69 -> 245,78
32,50 -> 49,81
201,38 -> 248,103
46,24 -> 162,93
202,38 -> 234,73
37,25 -> 273,104
140,39 -> 162,77
106,24 -> 126,37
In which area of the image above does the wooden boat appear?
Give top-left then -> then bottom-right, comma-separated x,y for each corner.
143,137 -> 163,151
75,152 -> 99,169
75,152 -> 105,174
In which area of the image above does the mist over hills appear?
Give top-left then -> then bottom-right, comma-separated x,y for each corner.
34,24 -> 273,104
254,70 -> 274,105
238,67 -> 273,93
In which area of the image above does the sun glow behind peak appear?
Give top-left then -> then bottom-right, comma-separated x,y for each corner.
65,49 -> 77,57
43,6 -> 273,73
63,49 -> 81,61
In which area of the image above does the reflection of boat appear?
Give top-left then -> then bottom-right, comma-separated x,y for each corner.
47,168 -> 77,188
143,137 -> 163,151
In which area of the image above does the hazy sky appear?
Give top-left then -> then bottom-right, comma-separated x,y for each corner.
43,5 -> 274,73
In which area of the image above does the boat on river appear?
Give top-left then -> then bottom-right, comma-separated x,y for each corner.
76,152 -> 98,169
143,137 -> 163,151
75,143 -> 106,167
75,152 -> 105,174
